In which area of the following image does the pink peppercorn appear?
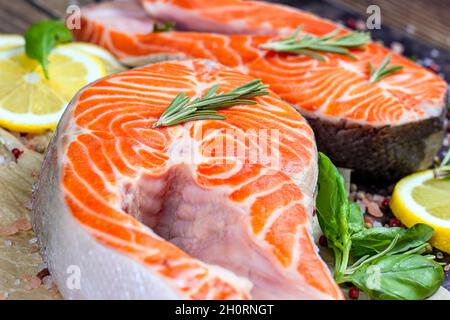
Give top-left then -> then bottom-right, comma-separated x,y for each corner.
11,148 -> 24,160
346,18 -> 356,29
428,63 -> 439,73
389,218 -> 401,227
319,235 -> 328,247
349,287 -> 359,300
381,197 -> 391,209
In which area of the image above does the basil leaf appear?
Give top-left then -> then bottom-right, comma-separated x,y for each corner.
390,223 -> 434,255
346,254 -> 443,300
24,20 -> 73,79
348,202 -> 364,234
351,227 -> 404,258
316,152 -> 349,245
351,224 -> 434,258
316,152 -> 352,275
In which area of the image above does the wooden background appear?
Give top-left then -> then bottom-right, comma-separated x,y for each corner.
333,0 -> 450,51
0,0 -> 449,50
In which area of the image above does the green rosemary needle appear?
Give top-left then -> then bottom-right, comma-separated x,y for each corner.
152,79 -> 269,128
434,149 -> 450,179
153,21 -> 176,32
369,54 -> 404,84
260,27 -> 370,61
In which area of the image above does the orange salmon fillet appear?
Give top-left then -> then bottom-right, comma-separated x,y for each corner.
74,0 -> 447,126
32,59 -> 343,299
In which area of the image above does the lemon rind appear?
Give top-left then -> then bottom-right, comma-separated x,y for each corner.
0,45 -> 106,133
391,170 -> 450,253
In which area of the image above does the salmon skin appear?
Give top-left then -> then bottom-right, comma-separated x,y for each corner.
74,0 -> 448,180
32,59 -> 343,299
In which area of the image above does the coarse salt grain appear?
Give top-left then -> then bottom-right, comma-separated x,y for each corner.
42,276 -> 54,290
14,218 -> 32,231
372,221 -> 383,227
355,20 -> 366,31
0,292 -> 8,300
390,42 -> 404,54
364,215 -> 374,227
430,49 -> 440,58
0,224 -> 19,236
406,24 -> 416,34
22,275 -> 41,291
363,199 -> 384,218
30,244 -> 40,253
3,239 -> 12,246
372,194 -> 385,206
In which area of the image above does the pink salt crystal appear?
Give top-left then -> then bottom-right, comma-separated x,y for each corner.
22,275 -> 41,291
372,194 -> 385,206
362,198 -> 384,218
30,276 -> 42,289
42,275 -> 54,290
0,224 -> 19,236
0,292 -> 8,300
30,244 -> 40,253
364,215 -> 374,227
14,218 -> 32,231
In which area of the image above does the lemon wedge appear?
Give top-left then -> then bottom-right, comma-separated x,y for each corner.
391,170 -> 450,254
66,42 -> 126,74
0,44 -> 105,133
0,34 -> 24,50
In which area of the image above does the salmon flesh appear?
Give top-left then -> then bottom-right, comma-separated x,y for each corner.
32,59 -> 343,299
74,0 -> 448,179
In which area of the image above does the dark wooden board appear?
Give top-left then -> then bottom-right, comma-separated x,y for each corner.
0,0 -> 96,33
333,0 -> 450,51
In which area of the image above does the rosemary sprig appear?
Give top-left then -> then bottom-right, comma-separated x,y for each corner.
260,27 -> 370,61
369,54 -> 404,83
153,21 -> 176,32
152,79 -> 269,128
434,148 -> 450,179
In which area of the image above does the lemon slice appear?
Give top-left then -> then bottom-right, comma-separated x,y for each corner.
0,34 -> 24,50
0,45 -> 105,133
391,170 -> 450,253
66,42 -> 126,74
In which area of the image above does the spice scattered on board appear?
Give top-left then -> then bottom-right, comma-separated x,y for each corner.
0,128 -> 60,300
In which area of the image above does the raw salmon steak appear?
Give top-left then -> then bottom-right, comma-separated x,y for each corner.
32,59 -> 343,299
75,0 -> 448,180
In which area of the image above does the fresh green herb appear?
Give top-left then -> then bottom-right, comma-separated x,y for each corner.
340,254 -> 444,300
350,224 -> 433,258
316,152 -> 351,277
152,79 -> 269,128
434,148 -> 450,179
153,21 -> 176,32
316,152 -> 443,300
348,202 -> 364,234
24,20 -> 73,79
368,54 -> 403,84
440,149 -> 450,168
260,27 -> 370,61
